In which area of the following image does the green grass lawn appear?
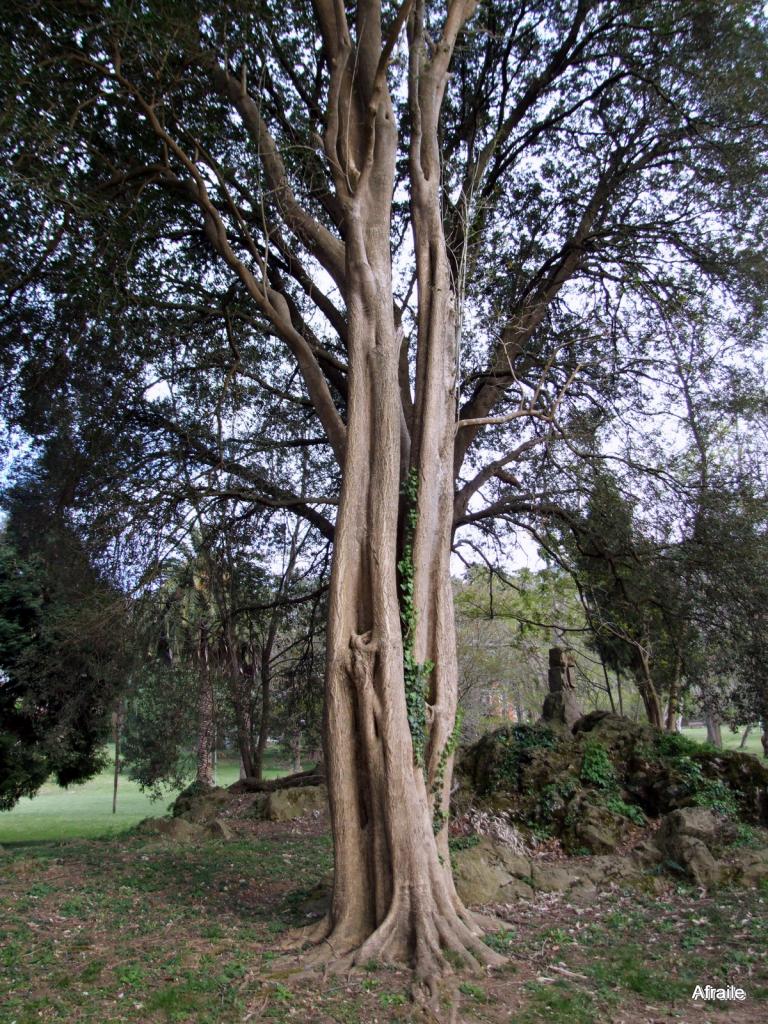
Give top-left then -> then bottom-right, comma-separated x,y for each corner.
682,725 -> 766,759
0,749 -> 299,846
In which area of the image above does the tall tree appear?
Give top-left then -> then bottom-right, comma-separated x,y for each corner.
3,0 -> 768,980
0,481 -> 129,809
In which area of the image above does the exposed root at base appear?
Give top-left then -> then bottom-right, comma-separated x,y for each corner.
275,916 -> 330,950
411,978 -> 463,1024
268,905 -> 506,984
472,910 -> 511,932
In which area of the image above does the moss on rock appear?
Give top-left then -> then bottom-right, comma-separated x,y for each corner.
455,712 -> 768,853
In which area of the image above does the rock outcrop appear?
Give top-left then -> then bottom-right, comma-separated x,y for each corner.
135,817 -> 206,841
259,784 -> 328,821
455,710 -> 768,857
171,783 -> 235,824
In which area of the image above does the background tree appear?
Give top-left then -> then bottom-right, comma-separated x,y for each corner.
0,476 -> 130,809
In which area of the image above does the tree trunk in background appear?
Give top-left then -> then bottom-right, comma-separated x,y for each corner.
665,654 -> 682,732
706,715 -> 723,748
291,730 -> 302,773
112,699 -> 124,815
196,628 -> 215,787
231,670 -> 255,779
600,656 -> 616,713
635,672 -> 662,729
253,646 -> 271,781
738,725 -> 751,750
253,519 -> 302,780
762,725 -> 768,759
632,646 -> 662,729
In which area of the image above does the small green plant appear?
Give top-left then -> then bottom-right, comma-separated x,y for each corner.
459,981 -> 487,1002
580,740 -> 617,789
485,724 -> 556,793
397,469 -> 432,767
729,823 -> 760,848
80,959 -> 105,982
537,776 -> 579,820
379,991 -> 406,1007
541,927 -> 574,946
484,928 -> 515,953
605,795 -> 646,825
448,834 -> 480,852
669,754 -> 739,816
656,732 -> 715,758
115,963 -> 146,986
432,709 -> 463,832
272,983 -> 292,1003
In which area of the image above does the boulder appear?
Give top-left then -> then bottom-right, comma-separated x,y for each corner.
731,847 -> 768,887
632,839 -> 664,866
136,817 -> 205,841
266,784 -> 327,821
574,855 -> 644,885
452,837 -> 533,904
172,784 -> 234,824
655,808 -> 723,886
530,864 -> 584,893
207,818 -> 234,840
247,793 -> 269,819
658,807 -> 719,844
562,796 -> 623,854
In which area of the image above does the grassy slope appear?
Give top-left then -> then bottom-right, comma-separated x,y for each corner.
0,750 -> 298,845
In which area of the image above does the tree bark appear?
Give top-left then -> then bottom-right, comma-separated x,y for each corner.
739,725 -> 751,750
253,645 -> 271,781
303,2 -> 502,981
112,700 -> 124,815
665,653 -> 682,732
253,518 -> 302,780
291,730 -> 303,773
196,626 -> 216,787
631,645 -> 662,729
706,714 -> 723,748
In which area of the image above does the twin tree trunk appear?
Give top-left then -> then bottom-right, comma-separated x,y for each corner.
315,64 -> 498,978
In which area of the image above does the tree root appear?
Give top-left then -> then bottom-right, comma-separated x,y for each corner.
471,910 -> 511,932
270,901 -> 505,981
264,907 -> 502,1024
274,916 -> 331,950
228,765 -> 324,793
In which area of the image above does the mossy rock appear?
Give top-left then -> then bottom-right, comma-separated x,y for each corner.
266,784 -> 327,821
561,794 -> 624,854
171,784 -> 234,823
456,723 -> 562,797
455,714 -> 768,846
451,837 -> 533,904
135,817 -> 205,841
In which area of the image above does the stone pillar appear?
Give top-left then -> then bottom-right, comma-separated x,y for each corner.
541,647 -> 583,731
